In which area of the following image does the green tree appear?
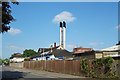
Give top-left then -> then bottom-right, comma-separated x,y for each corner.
0,1 -> 19,33
23,49 -> 37,57
0,58 -> 2,65
3,58 -> 10,65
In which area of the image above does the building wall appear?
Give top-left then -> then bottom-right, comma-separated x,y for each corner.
57,45 -> 64,49
33,57 -> 46,61
95,53 -> 103,59
103,52 -> 119,57
10,57 -> 25,63
32,55 -> 65,61
10,62 -> 24,68
73,52 -> 95,60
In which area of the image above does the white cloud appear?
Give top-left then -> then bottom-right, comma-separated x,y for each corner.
8,45 -> 24,51
89,42 -> 104,47
8,28 -> 21,35
53,11 -> 76,23
66,44 -> 77,49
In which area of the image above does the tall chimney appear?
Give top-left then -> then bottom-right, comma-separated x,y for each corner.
63,21 -> 66,49
60,22 -> 63,47
54,42 -> 56,48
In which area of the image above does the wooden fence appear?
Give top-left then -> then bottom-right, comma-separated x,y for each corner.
24,60 -> 92,76
23,60 -> 120,76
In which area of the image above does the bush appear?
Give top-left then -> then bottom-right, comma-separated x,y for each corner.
80,58 -> 88,74
24,58 -> 30,61
80,57 -> 119,79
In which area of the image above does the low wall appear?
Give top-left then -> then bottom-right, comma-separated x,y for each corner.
10,62 -> 24,68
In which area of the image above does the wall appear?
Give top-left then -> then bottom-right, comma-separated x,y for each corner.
95,53 -> 103,58
10,57 -> 25,63
73,52 -> 95,60
10,62 -> 24,68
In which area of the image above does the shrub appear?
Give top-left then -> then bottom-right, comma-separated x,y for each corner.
24,58 -> 30,61
80,58 -> 88,74
80,57 -> 119,79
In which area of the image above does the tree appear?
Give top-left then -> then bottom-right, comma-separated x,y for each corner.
0,58 -> 2,65
23,49 -> 37,57
0,1 -> 19,33
2,58 -> 10,65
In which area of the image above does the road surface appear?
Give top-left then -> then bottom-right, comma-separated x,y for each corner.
2,67 -> 50,78
1,66 -> 86,80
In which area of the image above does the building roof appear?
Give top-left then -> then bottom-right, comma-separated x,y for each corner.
73,50 -> 95,55
73,47 -> 93,54
48,49 -> 73,57
30,52 -> 42,58
100,45 -> 120,51
74,47 -> 93,50
10,53 -> 24,59
38,46 -> 59,53
30,46 -> 61,58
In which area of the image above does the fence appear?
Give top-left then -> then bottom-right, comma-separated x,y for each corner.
24,60 -> 92,76
24,60 -> 120,76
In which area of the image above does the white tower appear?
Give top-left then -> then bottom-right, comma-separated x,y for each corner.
60,22 -> 63,47
59,21 -> 66,49
63,21 -> 66,49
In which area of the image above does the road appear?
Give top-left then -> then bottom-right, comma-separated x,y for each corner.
1,66 -> 86,80
2,67 -> 49,79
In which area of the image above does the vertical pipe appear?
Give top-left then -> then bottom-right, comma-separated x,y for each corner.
60,22 -> 62,46
63,21 -> 66,49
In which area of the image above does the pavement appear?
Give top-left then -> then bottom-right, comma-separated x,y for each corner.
1,66 -> 86,80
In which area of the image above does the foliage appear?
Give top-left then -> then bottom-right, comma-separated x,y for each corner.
23,49 -> 37,57
24,58 -> 30,61
0,58 -> 2,65
2,58 -> 10,65
1,1 -> 19,33
90,57 -> 115,78
107,72 -> 119,79
80,57 -> 119,79
80,58 -> 88,74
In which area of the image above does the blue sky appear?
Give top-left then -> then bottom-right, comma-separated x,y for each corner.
2,2 -> 118,59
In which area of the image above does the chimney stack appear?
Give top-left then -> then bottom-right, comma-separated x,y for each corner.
63,21 -> 66,49
59,21 -> 66,49
60,22 -> 63,47
54,42 -> 56,48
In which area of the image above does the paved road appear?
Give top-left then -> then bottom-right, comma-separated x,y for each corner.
2,67 -> 49,79
1,67 -> 86,80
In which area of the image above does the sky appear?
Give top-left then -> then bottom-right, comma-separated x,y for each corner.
2,2 -> 119,59
17,0 -> 120,2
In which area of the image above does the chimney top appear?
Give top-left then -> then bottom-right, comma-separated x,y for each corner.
54,42 -> 56,48
60,22 -> 62,27
63,21 -> 66,28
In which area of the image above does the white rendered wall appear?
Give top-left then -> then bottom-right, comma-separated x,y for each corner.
11,57 -> 24,62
